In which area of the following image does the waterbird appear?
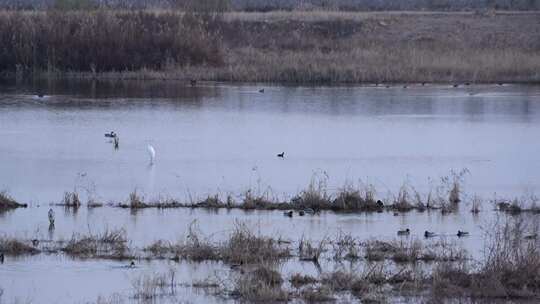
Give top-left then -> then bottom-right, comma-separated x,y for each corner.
393,212 -> 399,216
190,79 -> 197,86
376,200 -> 384,208
277,152 -> 285,158
130,260 -> 135,267
457,231 -> 469,237
465,82 -> 471,86
32,239 -> 39,247
453,84 -> 459,88
48,208 -> 55,226
0,253 -> 4,264
113,136 -> 119,150
284,211 -> 293,217
105,131 -> 116,138
424,231 -> 436,238
37,93 -> 44,98
298,210 -> 305,216
397,228 -> 410,236
147,145 -> 156,165
303,208 -> 315,215
259,89 -> 265,93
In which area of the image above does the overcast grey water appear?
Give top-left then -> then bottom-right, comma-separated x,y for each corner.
1,80 -> 539,303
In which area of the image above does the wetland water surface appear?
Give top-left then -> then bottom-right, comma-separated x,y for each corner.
1,80 -> 540,303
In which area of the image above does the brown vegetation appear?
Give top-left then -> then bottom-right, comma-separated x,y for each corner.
0,191 -> 27,210
231,264 -> 289,302
61,229 -> 131,259
1,10 -> 539,83
431,218 -> 540,299
0,237 -> 40,255
0,10 -> 222,76
143,221 -> 290,264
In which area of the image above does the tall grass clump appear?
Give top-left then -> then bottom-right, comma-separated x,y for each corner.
62,229 -> 130,258
232,264 -> 289,302
0,191 -> 26,209
431,217 -> 540,299
221,222 -> 291,264
0,237 -> 40,255
291,174 -> 332,211
61,190 -> 81,208
0,10 -> 223,75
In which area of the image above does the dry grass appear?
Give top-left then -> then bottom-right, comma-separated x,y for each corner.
221,222 -> 291,264
290,273 -> 318,288
431,217 -> 540,299
0,10 -> 222,75
5,11 -> 538,83
62,229 -> 131,259
0,191 -> 26,209
117,190 -> 182,209
0,237 -> 40,255
132,269 -> 177,301
362,238 -> 468,263
299,236 -> 326,263
232,264 -> 289,302
61,191 -> 82,208
143,221 -> 290,264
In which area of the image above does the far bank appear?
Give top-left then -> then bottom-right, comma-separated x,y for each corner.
1,10 -> 539,84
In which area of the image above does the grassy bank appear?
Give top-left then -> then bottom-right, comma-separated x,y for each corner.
2,10 -> 539,83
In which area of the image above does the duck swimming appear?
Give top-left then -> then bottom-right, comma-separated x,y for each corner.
397,228 -> 410,236
104,131 -> 117,138
283,211 -> 293,217
457,230 -> 469,237
277,152 -> 285,158
424,231 -> 436,238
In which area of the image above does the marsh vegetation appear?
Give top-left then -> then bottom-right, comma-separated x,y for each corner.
0,9 -> 539,83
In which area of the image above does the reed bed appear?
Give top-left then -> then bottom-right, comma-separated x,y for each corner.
0,10 -> 222,75
143,221 -> 291,264
61,229 -> 132,259
1,10 -> 539,83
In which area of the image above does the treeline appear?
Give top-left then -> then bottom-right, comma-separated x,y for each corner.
1,0 -> 540,11
0,11 -> 223,74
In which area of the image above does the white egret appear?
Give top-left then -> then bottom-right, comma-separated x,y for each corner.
147,145 -> 156,165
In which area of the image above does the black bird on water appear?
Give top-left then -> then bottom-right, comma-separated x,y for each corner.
457,230 -> 469,237
277,152 -> 285,158
283,211 -> 293,217
0,253 -> 4,264
259,89 -> 265,93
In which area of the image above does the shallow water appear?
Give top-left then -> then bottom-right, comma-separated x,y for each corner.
1,80 -> 540,204
1,80 -> 540,303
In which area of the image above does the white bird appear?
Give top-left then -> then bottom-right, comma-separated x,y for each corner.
147,145 -> 156,165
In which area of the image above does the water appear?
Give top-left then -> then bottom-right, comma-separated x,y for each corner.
1,80 -> 539,303
1,81 -> 540,204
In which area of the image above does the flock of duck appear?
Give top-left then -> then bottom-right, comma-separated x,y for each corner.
396,228 -> 470,238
